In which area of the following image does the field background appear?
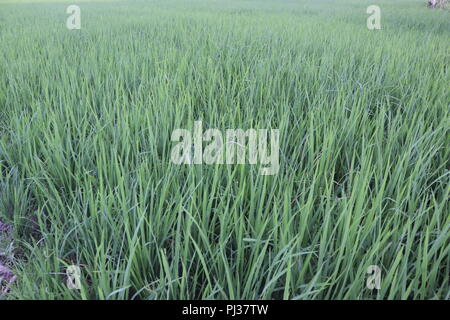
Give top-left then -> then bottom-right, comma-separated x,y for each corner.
0,0 -> 449,299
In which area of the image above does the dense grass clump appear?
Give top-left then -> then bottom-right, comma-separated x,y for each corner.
0,0 -> 449,299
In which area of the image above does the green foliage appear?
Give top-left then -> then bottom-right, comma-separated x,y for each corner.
0,0 -> 449,299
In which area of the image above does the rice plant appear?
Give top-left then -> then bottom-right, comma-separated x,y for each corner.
0,0 -> 449,300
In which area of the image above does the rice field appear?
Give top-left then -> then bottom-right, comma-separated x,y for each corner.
0,0 -> 449,300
